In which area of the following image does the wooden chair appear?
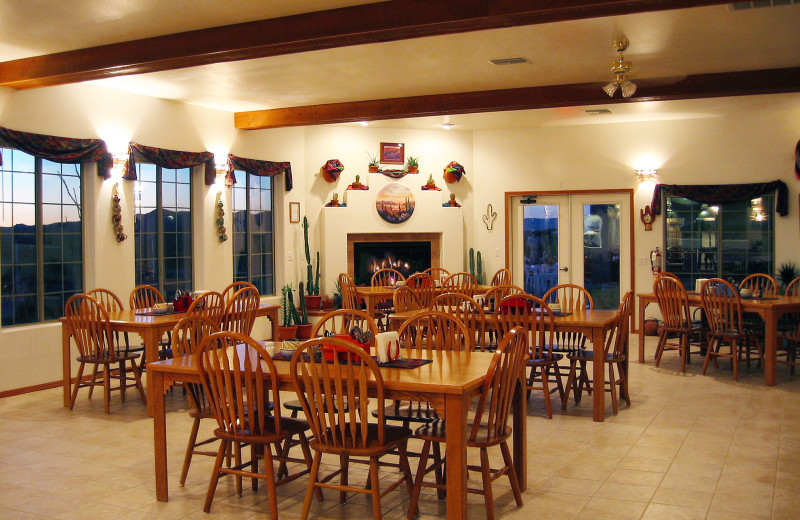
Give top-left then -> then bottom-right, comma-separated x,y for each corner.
701,279 -> 763,380
739,273 -> 777,363
653,274 -> 702,371
222,281 -> 259,304
398,309 -> 472,354
337,273 -> 361,310
740,273 -> 777,298
422,267 -> 450,283
187,290 -> 225,326
129,284 -> 165,310
432,292 -> 486,351
779,276 -> 800,371
495,293 -> 561,418
220,286 -> 260,335
197,331 -> 315,518
541,284 -> 594,396
443,272 -> 478,297
786,276 -> 800,297
562,291 -> 633,415
371,268 -> 405,331
289,338 -> 415,520
406,272 -> 436,308
407,327 -> 527,520
170,316 -> 221,486
86,288 -> 141,384
482,284 -> 526,313
490,267 -> 511,286
64,294 -> 147,414
393,285 -> 421,313
129,284 -> 171,359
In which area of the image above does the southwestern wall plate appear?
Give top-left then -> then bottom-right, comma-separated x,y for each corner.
376,183 -> 415,224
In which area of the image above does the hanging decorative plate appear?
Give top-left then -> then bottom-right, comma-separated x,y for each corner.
376,183 -> 415,224
380,168 -> 407,179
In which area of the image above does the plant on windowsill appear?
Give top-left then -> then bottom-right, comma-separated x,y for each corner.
302,216 -> 322,310
279,284 -> 298,340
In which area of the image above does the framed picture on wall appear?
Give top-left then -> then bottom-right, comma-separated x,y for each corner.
380,142 -> 404,165
289,202 -> 300,223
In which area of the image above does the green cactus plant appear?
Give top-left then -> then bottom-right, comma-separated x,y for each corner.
469,248 -> 475,278
297,282 -> 309,324
281,284 -> 296,327
302,216 -> 320,295
476,250 -> 483,285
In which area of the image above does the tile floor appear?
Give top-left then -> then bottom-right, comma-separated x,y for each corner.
1,334 -> 799,520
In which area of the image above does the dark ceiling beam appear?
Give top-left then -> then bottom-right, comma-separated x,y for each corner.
233,67 -> 800,129
0,0 -> 730,90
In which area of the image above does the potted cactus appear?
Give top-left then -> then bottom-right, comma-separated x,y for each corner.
295,282 -> 313,339
302,216 -> 322,310
406,156 -> 419,173
279,284 -> 298,340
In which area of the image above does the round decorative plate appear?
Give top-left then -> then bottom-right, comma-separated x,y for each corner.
376,184 -> 415,224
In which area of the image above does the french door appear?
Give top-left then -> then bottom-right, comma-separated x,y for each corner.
509,193 -> 631,310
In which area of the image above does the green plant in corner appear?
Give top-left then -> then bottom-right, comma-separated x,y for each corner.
302,216 -> 321,295
297,282 -> 310,325
776,262 -> 800,291
281,284 -> 298,327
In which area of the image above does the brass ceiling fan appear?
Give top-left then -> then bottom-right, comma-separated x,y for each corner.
602,38 -> 637,98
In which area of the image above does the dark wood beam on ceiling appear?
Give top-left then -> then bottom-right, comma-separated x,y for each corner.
0,0 -> 730,90
233,67 -> 800,129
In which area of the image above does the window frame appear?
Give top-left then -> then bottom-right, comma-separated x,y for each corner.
231,170 -> 275,296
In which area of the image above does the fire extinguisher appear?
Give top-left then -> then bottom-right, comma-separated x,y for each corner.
650,247 -> 662,275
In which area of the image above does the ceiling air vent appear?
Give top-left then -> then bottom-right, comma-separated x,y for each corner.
585,109 -> 612,115
730,0 -> 797,9
489,57 -> 531,66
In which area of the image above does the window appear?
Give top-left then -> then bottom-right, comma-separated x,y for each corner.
231,171 -> 274,295
664,194 -> 774,287
134,162 -> 192,297
1,148 -> 83,325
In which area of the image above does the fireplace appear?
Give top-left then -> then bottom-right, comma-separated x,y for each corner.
353,241 -> 432,285
346,232 -> 441,286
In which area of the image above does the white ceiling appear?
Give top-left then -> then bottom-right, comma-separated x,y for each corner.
1,0 -> 799,130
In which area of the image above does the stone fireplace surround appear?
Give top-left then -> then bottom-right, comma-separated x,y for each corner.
319,187 -> 464,294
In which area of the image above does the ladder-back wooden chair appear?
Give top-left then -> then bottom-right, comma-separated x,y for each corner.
221,281 -> 258,304
64,294 -> 147,414
443,272 -> 478,297
541,284 -> 594,391
86,288 -> 140,385
431,292 -> 486,351
653,275 -> 701,371
406,272 -> 436,308
337,273 -> 361,310
371,268 -> 405,331
490,267 -> 511,287
393,285 -> 421,313
187,290 -> 225,327
220,286 -> 260,335
422,267 -> 450,284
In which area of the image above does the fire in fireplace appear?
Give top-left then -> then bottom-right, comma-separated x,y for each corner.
353,241 -> 432,285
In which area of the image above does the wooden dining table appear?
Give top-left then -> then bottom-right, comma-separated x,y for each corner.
60,303 -> 279,414
389,307 -> 620,422
147,342 -> 525,520
637,291 -> 800,385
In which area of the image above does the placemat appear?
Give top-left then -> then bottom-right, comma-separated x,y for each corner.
135,310 -> 179,316
375,357 -> 432,369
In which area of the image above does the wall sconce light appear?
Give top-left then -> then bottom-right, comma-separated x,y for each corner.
636,169 -> 658,182
110,153 -> 127,180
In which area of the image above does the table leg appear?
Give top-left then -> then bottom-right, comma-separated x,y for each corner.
512,373 -> 527,490
62,322 -> 72,407
592,327 -> 606,422
143,328 -> 160,416
151,370 -> 169,501
445,392 -> 468,519
763,307 -> 777,386
638,296 -> 649,362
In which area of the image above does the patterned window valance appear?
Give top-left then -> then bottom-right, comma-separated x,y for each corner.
651,180 -> 789,217
225,154 -> 293,191
0,126 -> 113,177
125,142 -> 214,181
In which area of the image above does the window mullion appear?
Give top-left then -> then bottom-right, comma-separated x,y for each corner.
35,158 -> 44,322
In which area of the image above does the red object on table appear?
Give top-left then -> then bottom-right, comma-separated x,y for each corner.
172,295 -> 193,312
323,334 -> 370,362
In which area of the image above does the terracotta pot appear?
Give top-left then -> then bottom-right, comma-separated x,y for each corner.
295,323 -> 313,340
368,166 -> 379,173
305,295 -> 322,311
407,166 -> 418,173
277,325 -> 298,341
321,298 -> 334,310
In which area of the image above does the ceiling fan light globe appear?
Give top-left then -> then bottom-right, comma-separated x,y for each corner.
602,81 -> 619,97
620,80 -> 637,98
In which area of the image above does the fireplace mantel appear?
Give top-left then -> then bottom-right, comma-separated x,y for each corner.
319,187 -> 464,294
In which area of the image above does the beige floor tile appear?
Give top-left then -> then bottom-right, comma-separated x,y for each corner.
651,486 -> 713,509
576,497 -> 647,520
640,503 -> 707,520
594,481 -> 656,502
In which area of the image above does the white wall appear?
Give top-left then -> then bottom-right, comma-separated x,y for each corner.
1,83 -> 798,392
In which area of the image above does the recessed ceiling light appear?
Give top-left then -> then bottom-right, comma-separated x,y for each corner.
359,121 -> 370,126
585,109 -> 612,115
441,123 -> 454,129
489,57 -> 531,66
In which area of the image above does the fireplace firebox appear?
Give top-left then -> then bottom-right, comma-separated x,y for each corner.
353,241 -> 431,285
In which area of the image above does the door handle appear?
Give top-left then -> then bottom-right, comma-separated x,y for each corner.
559,267 -> 569,272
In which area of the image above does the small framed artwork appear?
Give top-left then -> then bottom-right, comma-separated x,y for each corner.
289,202 -> 300,223
380,142 -> 404,165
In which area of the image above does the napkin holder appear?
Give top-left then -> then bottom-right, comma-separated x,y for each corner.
322,334 -> 370,362
375,331 -> 401,363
